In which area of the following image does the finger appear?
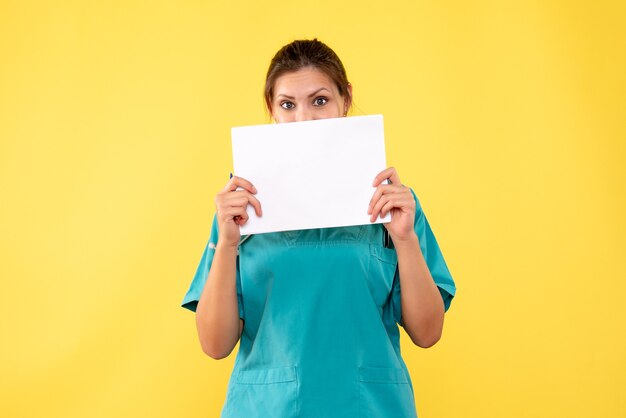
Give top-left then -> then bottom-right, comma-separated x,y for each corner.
246,193 -> 263,217
370,194 -> 392,222
219,196 -> 249,212
371,194 -> 408,221
236,211 -> 249,225
368,184 -> 403,212
223,207 -> 249,224
223,175 -> 257,194
381,195 -> 415,218
372,166 -> 401,187
221,192 -> 263,216
379,200 -> 396,218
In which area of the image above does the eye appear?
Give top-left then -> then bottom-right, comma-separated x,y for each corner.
280,101 -> 295,110
313,97 -> 328,106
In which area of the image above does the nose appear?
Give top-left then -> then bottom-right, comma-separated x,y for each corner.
295,107 -> 314,122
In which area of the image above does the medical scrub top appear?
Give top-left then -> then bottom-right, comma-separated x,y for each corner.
181,188 -> 456,418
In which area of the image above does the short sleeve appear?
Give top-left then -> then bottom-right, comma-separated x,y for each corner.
391,188 -> 457,325
180,213 -> 245,320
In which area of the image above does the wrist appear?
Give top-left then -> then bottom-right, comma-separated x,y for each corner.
216,241 -> 239,253
390,231 -> 419,250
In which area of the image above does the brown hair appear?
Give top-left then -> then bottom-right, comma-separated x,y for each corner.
264,39 -> 351,113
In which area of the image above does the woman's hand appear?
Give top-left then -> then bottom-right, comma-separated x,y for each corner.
214,176 -> 262,248
368,167 -> 416,243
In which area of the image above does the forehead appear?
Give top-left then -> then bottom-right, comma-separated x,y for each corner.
273,68 -> 339,97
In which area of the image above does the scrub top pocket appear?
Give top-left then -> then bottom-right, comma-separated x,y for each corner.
222,366 -> 299,418
358,366 -> 417,418
366,244 -> 398,309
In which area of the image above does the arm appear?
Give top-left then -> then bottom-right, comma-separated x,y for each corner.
369,167 -> 446,348
195,176 -> 260,359
195,243 -> 244,359
394,234 -> 445,348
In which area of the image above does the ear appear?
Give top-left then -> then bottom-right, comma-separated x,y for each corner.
266,99 -> 277,123
344,83 -> 353,115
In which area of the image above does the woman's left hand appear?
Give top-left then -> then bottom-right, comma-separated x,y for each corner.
368,167 -> 417,243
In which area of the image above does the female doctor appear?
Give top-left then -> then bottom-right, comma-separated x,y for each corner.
182,39 -> 457,418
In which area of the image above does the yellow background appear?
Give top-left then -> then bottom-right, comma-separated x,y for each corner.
1,1 -> 625,417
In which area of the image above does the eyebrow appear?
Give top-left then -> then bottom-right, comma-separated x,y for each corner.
275,87 -> 331,100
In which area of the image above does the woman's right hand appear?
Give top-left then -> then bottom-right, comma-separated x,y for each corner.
214,175 -> 262,248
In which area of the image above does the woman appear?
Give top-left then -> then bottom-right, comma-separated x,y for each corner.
182,39 -> 457,418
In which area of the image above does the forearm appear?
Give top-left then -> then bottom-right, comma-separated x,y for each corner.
195,244 -> 242,359
394,233 -> 445,348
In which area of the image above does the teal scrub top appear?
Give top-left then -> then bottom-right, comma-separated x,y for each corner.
181,188 -> 456,418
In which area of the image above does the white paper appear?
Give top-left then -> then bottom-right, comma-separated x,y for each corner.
231,114 -> 390,235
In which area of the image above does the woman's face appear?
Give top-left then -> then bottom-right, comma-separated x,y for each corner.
270,67 -> 350,123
